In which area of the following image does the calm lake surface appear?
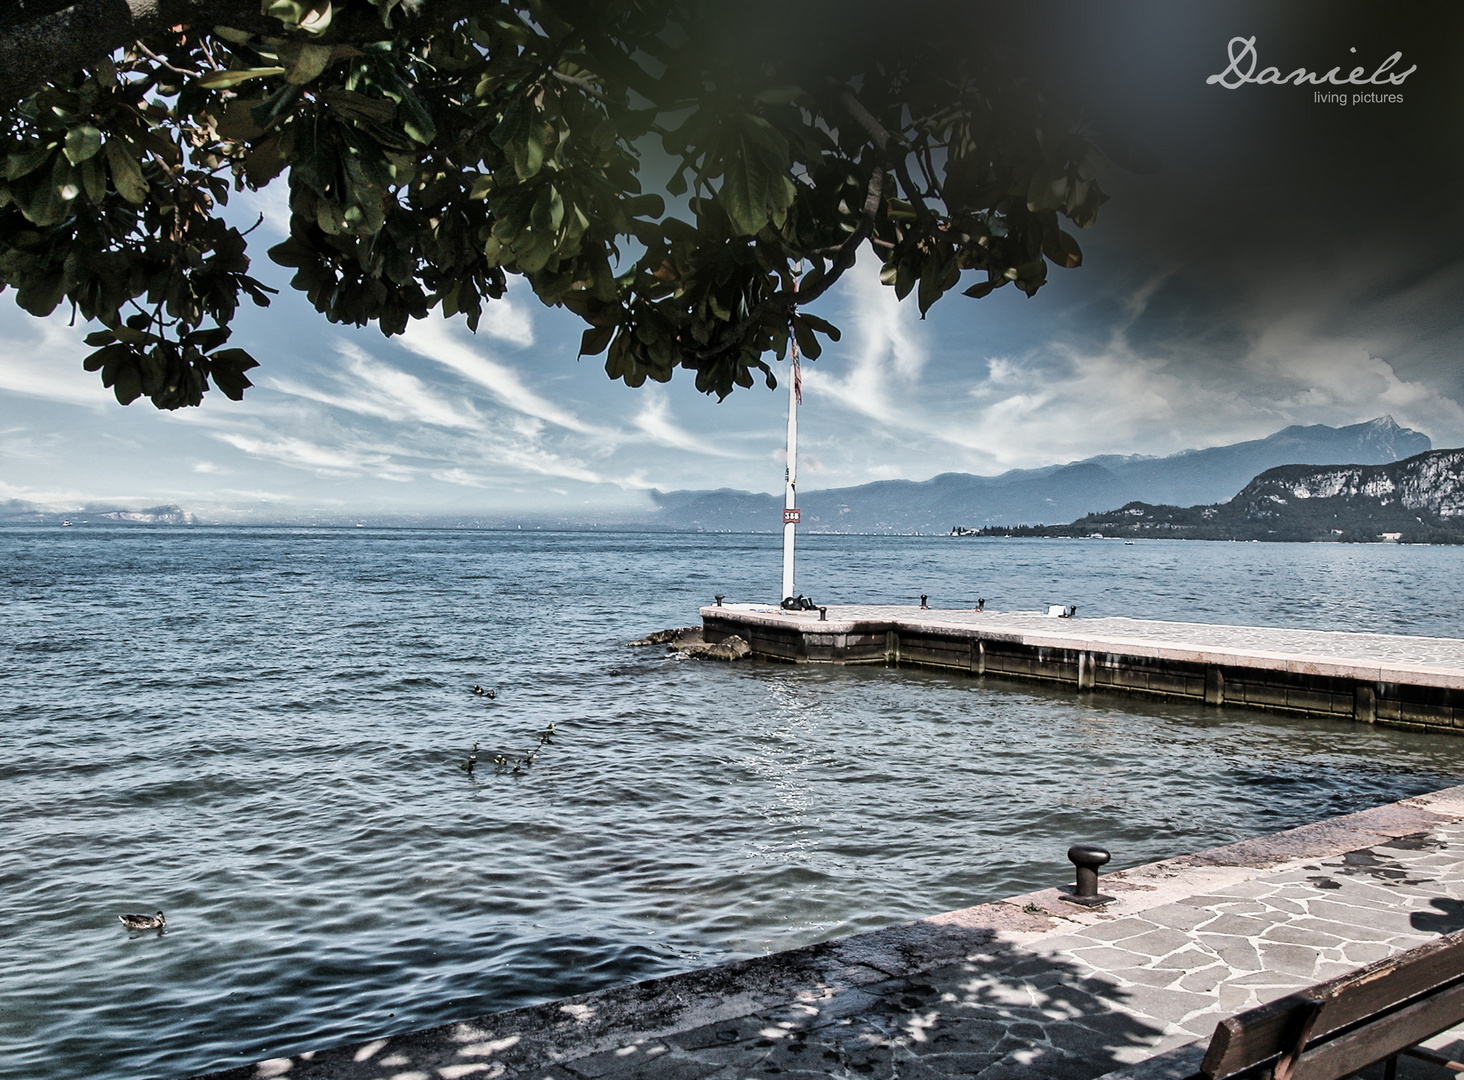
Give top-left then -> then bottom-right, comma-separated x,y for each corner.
3,528 -> 1463,1080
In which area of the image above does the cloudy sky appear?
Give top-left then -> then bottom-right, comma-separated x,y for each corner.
2,0 -> 1462,521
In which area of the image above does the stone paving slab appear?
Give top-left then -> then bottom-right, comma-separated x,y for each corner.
197,786 -> 1464,1080
704,605 -> 1464,685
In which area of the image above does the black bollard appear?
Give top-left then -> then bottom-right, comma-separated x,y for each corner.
714,595 -> 724,606
920,594 -> 929,609
1060,844 -> 1116,907
819,607 -> 827,621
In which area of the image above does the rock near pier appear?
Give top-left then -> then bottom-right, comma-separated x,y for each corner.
627,626 -> 750,661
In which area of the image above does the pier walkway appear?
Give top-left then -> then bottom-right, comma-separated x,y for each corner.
700,605 -> 1464,732
201,786 -> 1464,1080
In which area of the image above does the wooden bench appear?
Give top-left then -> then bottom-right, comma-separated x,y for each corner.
1199,928 -> 1464,1080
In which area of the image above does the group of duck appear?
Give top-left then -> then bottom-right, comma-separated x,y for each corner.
121,681 -> 503,932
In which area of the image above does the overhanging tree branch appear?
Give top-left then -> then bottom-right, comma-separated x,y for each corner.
688,85 -> 910,363
0,0 -> 253,101
696,165 -> 885,361
0,0 -> 478,102
0,0 -> 1126,406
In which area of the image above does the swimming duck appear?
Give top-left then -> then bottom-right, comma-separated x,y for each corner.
470,685 -> 497,698
460,740 -> 479,775
119,911 -> 165,931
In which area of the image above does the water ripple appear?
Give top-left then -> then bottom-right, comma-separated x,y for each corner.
2,529 -> 1463,1079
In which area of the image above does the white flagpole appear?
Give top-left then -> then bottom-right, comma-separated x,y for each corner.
781,284 -> 800,603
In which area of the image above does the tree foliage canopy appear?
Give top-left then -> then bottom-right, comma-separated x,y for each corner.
0,0 -> 1146,409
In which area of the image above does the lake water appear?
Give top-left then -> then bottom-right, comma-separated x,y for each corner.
3,528 -> 1463,1080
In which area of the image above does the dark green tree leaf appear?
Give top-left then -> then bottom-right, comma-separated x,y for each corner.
0,0 -> 1140,408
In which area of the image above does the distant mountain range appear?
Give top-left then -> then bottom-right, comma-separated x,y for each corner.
0,417 -> 1437,533
990,448 -> 1464,543
0,501 -> 193,526
649,417 -> 1432,533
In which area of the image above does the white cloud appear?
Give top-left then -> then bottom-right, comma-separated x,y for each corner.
0,315 -> 112,408
949,344 -> 1228,467
924,293 -> 1464,471
398,315 -> 601,434
231,183 -> 292,240
431,466 -> 494,488
165,349 -> 660,491
196,388 -> 634,490
0,477 -> 92,508
475,292 -> 536,347
801,252 -> 927,425
1239,322 -> 1464,443
0,426 -> 65,463
209,488 -> 301,502
211,430 -> 411,479
631,390 -> 742,457
269,342 -> 483,430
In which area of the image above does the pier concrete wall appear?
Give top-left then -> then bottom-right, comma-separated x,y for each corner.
701,606 -> 1464,734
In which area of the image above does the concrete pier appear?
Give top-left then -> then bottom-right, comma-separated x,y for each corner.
701,605 -> 1464,733
196,786 -> 1464,1080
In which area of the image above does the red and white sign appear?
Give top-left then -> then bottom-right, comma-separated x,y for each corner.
783,508 -> 801,524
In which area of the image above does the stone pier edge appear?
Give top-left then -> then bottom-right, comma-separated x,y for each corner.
700,605 -> 1464,734
192,783 -> 1464,1080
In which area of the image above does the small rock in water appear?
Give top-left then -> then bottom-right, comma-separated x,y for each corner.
626,626 -> 700,647
675,633 -> 751,662
625,627 -> 749,660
